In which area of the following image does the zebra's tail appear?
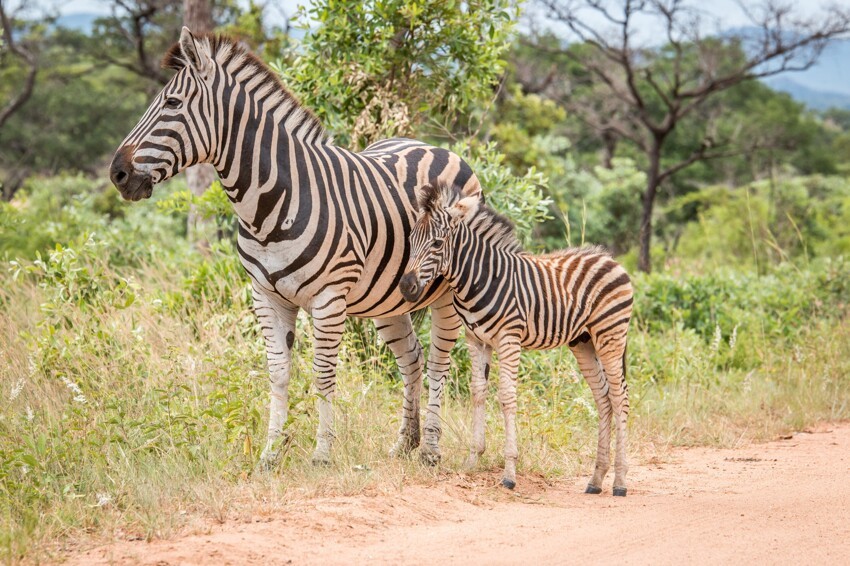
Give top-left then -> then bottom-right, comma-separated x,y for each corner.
622,342 -> 628,382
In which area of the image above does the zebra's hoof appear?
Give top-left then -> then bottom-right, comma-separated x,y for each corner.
311,455 -> 331,467
501,478 -> 516,490
390,436 -> 420,459
585,484 -> 602,494
419,450 -> 441,467
613,487 -> 627,497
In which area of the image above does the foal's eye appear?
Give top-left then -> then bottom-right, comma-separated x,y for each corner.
165,97 -> 182,109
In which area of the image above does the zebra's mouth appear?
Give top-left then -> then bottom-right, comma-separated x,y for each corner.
110,145 -> 154,201
122,175 -> 154,202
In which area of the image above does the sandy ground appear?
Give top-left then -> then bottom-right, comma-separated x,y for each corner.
67,423 -> 850,565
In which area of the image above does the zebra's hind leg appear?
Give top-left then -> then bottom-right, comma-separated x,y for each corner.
496,339 -> 522,489
254,286 -> 299,471
310,296 -> 347,465
421,292 -> 463,465
595,332 -> 630,497
464,333 -> 492,469
569,338 -> 612,495
375,315 -> 424,458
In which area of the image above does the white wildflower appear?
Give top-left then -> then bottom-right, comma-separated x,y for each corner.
710,324 -> 722,353
26,405 -> 34,422
60,376 -> 87,404
21,464 -> 29,476
729,325 -> 738,351
742,371 -> 753,393
10,377 -> 25,401
96,493 -> 112,507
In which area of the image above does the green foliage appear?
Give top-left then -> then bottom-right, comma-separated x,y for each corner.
278,0 -> 517,147
0,174 -> 185,265
663,175 -> 850,269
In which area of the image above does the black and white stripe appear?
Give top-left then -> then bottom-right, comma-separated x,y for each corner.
109,28 -> 481,466
399,182 -> 632,494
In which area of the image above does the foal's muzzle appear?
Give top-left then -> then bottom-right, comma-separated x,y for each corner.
400,272 -> 424,303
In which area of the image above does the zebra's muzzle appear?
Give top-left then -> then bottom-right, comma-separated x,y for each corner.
110,146 -> 153,201
400,272 -> 423,303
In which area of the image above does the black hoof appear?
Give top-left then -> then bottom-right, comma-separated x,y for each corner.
613,487 -> 627,497
311,457 -> 331,467
585,484 -> 602,494
501,478 -> 516,490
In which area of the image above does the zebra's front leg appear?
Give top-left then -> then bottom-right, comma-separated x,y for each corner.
310,296 -> 347,465
464,333 -> 492,470
254,287 -> 299,471
497,339 -> 522,490
374,315 -> 424,457
570,339 -> 612,494
421,292 -> 463,465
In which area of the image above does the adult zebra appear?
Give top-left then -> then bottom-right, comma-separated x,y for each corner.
109,28 -> 480,467
400,181 -> 632,494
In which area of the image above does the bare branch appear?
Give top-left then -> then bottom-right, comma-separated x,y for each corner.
0,1 -> 39,130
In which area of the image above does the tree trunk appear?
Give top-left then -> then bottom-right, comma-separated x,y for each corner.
637,142 -> 662,273
183,0 -> 216,250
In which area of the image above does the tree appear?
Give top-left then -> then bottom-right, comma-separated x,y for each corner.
182,0 -> 218,248
0,0 -> 38,131
282,0 -> 518,149
536,0 -> 850,272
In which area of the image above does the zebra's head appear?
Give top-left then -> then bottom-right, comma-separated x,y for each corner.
109,27 -> 220,201
400,182 -> 479,303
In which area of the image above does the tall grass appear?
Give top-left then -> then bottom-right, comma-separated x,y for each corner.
1,175 -> 849,561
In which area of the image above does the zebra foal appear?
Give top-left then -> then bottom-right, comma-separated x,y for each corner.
399,181 -> 633,494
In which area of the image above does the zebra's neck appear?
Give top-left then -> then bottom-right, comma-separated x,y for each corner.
209,71 -> 330,234
445,220 -> 524,300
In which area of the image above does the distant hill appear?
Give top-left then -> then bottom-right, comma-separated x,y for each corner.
760,38 -> 850,111
763,77 -> 850,111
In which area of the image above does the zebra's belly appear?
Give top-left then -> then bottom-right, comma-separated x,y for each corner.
238,234 -> 447,317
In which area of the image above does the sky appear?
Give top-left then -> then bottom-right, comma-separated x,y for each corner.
11,0 -> 850,95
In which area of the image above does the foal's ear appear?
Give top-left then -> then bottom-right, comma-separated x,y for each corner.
447,195 -> 479,222
179,27 -> 214,77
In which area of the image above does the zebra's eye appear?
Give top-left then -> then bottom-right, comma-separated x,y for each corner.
165,97 -> 182,109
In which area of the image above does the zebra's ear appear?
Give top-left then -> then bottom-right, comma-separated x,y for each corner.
447,195 -> 479,223
179,27 -> 213,77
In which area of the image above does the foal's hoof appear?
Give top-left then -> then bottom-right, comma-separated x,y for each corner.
501,478 -> 516,490
585,484 -> 602,494
613,487 -> 627,497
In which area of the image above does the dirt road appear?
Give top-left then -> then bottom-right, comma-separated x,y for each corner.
70,423 -> 850,565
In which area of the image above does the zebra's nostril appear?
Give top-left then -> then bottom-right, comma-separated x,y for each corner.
115,170 -> 128,183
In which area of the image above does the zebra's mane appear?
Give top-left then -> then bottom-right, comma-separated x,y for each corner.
162,34 -> 327,144
420,181 -> 522,253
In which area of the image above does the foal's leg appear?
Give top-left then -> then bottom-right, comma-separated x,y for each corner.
569,338 -> 613,494
594,332 -> 630,496
464,333 -> 492,469
375,314 -> 424,457
496,339 -> 522,489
